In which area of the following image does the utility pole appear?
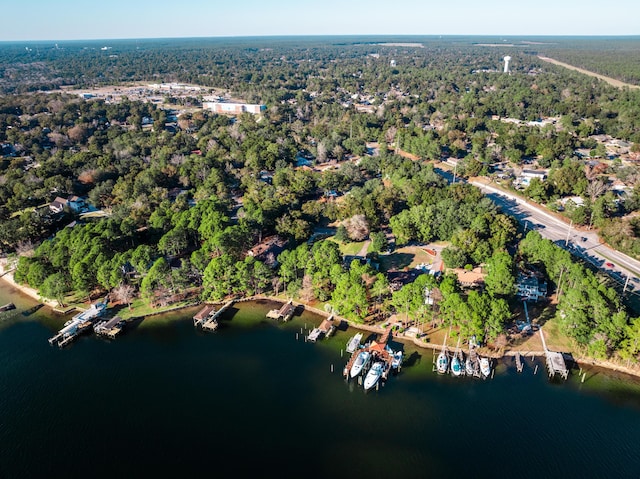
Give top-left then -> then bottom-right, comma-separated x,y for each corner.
623,272 -> 631,295
565,220 -> 573,247
557,266 -> 565,299
452,162 -> 457,184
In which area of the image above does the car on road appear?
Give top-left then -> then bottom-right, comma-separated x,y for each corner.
605,262 -> 614,268
581,237 -> 587,242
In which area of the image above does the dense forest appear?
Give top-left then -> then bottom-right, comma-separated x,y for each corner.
1,36 -> 640,362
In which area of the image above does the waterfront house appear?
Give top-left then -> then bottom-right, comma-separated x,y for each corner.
517,273 -> 547,302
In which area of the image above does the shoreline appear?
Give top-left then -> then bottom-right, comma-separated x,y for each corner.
0,259 -> 59,309
264,296 -> 640,380
2,272 -> 639,380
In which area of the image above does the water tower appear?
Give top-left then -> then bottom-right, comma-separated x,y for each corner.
503,56 -> 512,73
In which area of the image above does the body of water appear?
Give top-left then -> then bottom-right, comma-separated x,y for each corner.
1,285 -> 640,479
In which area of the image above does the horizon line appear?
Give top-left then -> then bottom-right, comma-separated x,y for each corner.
2,33 -> 640,43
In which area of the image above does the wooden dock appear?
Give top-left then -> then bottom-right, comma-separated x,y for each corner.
194,301 -> 234,331
94,316 -> 125,339
515,351 -> 523,373
540,328 -> 569,380
266,299 -> 297,321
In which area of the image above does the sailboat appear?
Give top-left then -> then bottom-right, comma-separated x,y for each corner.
451,338 -> 464,377
436,333 -> 449,374
350,350 -> 371,378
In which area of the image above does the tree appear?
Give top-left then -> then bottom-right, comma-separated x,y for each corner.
40,273 -> 69,306
441,246 -> 467,269
484,251 -> 516,297
335,224 -> 348,242
370,231 -> 388,253
112,283 -> 136,309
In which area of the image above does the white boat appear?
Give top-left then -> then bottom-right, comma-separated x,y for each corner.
307,328 -> 322,342
391,350 -> 403,369
451,338 -> 464,377
465,356 -> 474,376
437,333 -> 449,374
451,354 -> 463,377
363,361 -> 384,390
350,350 -> 371,378
436,350 -> 449,374
480,357 -> 491,378
346,333 -> 363,353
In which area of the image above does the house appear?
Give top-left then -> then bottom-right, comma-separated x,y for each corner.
521,169 -> 547,180
49,197 -> 68,214
517,273 -> 547,301
67,196 -> 88,213
247,236 -> 287,266
453,267 -> 486,288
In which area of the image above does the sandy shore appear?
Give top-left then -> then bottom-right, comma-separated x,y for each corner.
0,258 -> 58,308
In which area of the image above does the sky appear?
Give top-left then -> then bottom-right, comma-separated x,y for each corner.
2,0 -> 639,41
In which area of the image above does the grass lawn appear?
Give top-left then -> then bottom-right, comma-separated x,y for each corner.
378,245 -> 435,272
328,238 -> 367,256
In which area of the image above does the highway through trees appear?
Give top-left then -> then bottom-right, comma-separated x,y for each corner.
433,166 -> 640,295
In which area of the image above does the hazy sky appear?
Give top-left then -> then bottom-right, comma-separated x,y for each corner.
2,0 -> 639,41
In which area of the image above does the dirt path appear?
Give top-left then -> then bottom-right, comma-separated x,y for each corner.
538,56 -> 640,90
356,240 -> 370,257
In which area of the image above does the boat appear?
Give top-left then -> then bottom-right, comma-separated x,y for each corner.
451,337 -> 464,377
436,333 -> 449,374
350,350 -> 371,378
363,361 -> 384,390
346,333 -> 363,353
436,350 -> 449,374
0,303 -> 15,313
391,350 -> 403,369
465,356 -> 474,376
307,328 -> 322,342
480,357 -> 491,378
451,353 -> 463,377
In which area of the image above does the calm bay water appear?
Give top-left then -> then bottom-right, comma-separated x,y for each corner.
1,284 -> 640,479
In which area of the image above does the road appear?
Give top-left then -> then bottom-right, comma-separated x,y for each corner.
471,180 -> 640,293
434,166 -> 640,294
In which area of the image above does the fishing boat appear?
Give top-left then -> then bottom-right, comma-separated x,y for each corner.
363,361 -> 384,390
480,357 -> 491,378
391,350 -> 403,369
346,332 -> 363,353
350,350 -> 371,378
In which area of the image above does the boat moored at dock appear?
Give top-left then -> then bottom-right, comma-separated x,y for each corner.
363,361 -> 385,390
350,350 -> 371,378
48,299 -> 108,348
346,332 -> 363,353
479,357 -> 491,378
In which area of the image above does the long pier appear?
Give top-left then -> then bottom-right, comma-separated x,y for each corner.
540,328 -> 569,380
